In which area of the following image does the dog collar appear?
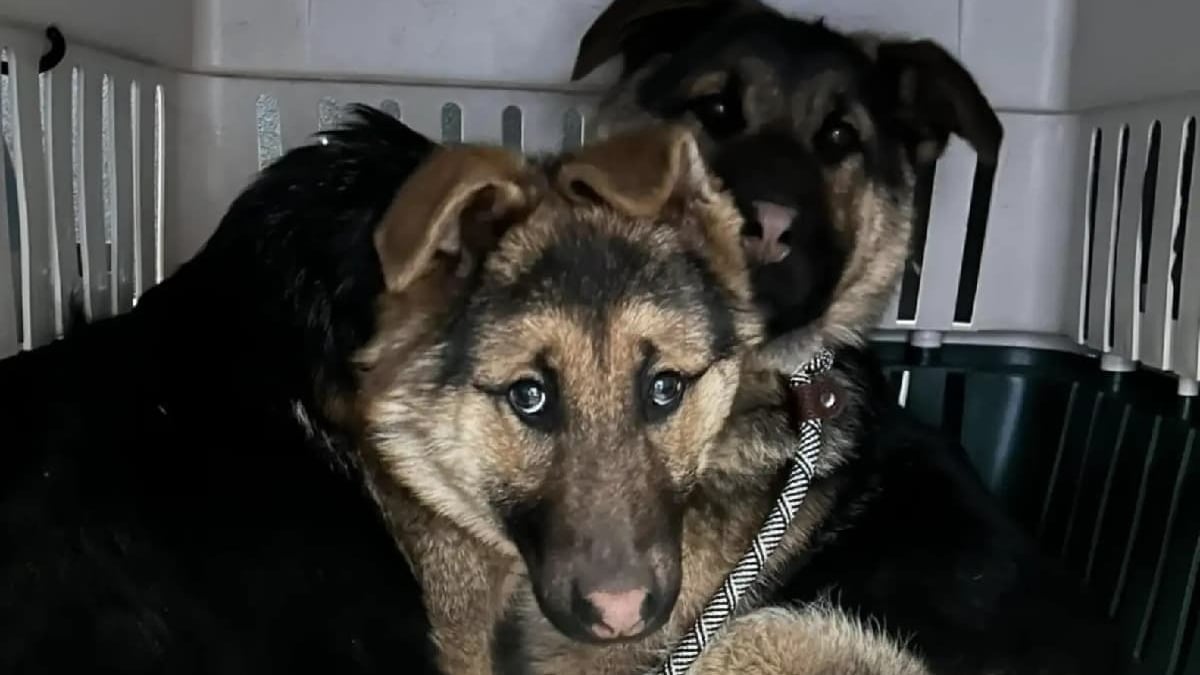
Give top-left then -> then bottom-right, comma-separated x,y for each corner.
652,347 -> 837,675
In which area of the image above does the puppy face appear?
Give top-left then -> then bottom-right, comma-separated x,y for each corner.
573,0 -> 1002,351
358,127 -> 761,644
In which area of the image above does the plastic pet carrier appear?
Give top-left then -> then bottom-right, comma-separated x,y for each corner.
1,1 -> 1198,672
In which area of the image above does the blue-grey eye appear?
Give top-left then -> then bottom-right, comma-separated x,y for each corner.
508,380 -> 547,416
650,372 -> 685,409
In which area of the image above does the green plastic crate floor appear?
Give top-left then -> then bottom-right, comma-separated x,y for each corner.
873,342 -> 1200,675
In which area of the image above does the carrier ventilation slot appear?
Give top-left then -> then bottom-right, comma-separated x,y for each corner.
1082,129 -> 1105,342
1107,124 -> 1132,351
1130,429 -> 1196,670
317,97 -> 340,131
379,98 -> 401,120
1139,121 -> 1163,316
562,108 -> 584,151
255,94 -> 282,170
501,105 -> 522,151
440,102 -> 462,144
1035,386 -> 1200,672
953,157 -> 999,323
1174,531 -> 1200,673
1082,407 -> 1131,586
896,162 -> 936,321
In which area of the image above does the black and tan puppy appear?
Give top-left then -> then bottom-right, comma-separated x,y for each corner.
355,125 -> 932,675
575,0 -> 1003,361
556,1 -> 1121,674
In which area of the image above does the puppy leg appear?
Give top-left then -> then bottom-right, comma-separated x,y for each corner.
690,605 -> 931,675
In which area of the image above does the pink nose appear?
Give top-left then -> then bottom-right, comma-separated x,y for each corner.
744,200 -> 796,264
586,588 -> 648,639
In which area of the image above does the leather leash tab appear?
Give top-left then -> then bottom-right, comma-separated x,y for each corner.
789,373 -> 846,422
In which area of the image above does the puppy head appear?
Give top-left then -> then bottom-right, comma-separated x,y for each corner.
574,0 -> 1001,363
359,127 -> 761,644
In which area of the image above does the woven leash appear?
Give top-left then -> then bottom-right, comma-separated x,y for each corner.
652,348 -> 836,675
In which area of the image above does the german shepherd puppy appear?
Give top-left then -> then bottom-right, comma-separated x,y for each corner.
554,0 -> 1122,673
355,125 -> 931,674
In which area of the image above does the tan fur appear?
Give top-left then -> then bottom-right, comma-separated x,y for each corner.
753,165 -> 914,372
511,357 -> 874,673
354,111 -> 922,675
436,4 -> 1002,673
593,55 -> 917,373
687,71 -> 729,99
510,4 -> 939,672
563,69 -> 924,675
353,133 -> 915,674
513,482 -> 843,674
355,125 -> 770,675
690,604 -> 931,675
374,145 -> 532,294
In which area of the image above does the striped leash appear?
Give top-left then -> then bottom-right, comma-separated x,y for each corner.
652,348 -> 837,675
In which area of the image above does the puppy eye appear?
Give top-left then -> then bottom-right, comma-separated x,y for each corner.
649,371 -> 686,411
507,379 -> 548,417
686,89 -> 745,140
814,119 -> 862,163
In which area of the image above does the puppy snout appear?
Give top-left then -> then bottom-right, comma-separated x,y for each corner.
512,470 -> 684,644
557,544 -> 679,642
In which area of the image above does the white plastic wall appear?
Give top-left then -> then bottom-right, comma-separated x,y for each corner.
1,0 -> 1198,389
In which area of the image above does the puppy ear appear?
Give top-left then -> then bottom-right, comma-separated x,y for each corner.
554,125 -> 751,303
554,124 -> 716,218
571,0 -> 764,81
374,145 -> 529,294
874,40 -> 1003,165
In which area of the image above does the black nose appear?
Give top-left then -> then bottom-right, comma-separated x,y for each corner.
568,573 -> 669,642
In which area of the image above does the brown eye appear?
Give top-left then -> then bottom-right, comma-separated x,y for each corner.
685,79 -> 746,140
815,119 -> 861,163
698,98 -> 727,122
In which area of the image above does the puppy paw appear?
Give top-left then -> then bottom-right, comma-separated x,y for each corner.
690,604 -> 930,675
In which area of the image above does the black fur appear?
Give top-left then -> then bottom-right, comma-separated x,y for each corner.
0,106 -> 441,674
574,1 -> 1117,672
770,349 -> 1124,674
575,1 -> 1002,338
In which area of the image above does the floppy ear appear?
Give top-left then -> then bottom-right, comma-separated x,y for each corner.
874,40 -> 1003,165
374,145 -> 529,294
571,0 -> 765,81
554,124 -> 717,218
